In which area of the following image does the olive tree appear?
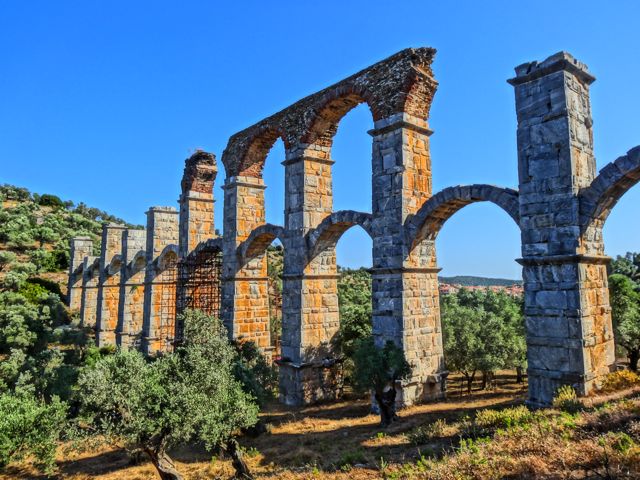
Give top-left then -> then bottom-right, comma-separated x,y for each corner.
0,391 -> 67,474
75,310 -> 259,480
351,337 -> 411,426
609,274 -> 640,370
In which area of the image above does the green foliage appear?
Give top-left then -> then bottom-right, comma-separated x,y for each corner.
0,391 -> 67,474
337,267 -> 372,359
74,309 -> 258,478
233,340 -> 278,406
0,183 -> 141,272
552,385 -> 583,414
441,288 -> 526,391
37,194 -> 64,208
598,370 -> 640,393
351,337 -> 411,394
0,251 -> 17,272
611,252 -> 640,286
408,418 -> 448,445
473,405 -> 532,430
609,273 -> 640,370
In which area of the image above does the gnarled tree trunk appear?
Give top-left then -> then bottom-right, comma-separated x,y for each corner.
629,349 -> 639,372
226,438 -> 254,479
375,384 -> 398,427
144,447 -> 183,480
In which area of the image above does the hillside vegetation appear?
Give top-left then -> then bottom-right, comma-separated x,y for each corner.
0,184 -> 139,277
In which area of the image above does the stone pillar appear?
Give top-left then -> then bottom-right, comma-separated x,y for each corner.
95,224 -> 126,346
68,236 -> 93,313
221,176 -> 271,349
279,144 -> 342,405
369,113 -> 445,406
116,228 -> 147,349
142,207 -> 179,355
508,52 -> 615,406
178,150 -> 217,257
79,256 -> 99,329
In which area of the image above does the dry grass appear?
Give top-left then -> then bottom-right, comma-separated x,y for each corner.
5,372 -> 640,479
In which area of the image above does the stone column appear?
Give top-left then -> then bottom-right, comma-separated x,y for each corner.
221,176 -> 271,349
279,144 -> 342,405
142,207 -> 179,355
178,150 -> 217,257
95,224 -> 126,346
508,52 -> 615,406
116,228 -> 147,349
79,256 -> 99,329
369,113 -> 445,406
68,236 -> 93,313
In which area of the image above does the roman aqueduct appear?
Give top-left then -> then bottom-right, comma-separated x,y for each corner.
68,48 -> 640,407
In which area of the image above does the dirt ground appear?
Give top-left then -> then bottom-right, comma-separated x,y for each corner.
2,372 -> 528,479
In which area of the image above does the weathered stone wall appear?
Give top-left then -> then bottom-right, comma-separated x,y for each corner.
68,236 -> 93,313
222,176 -> 272,350
279,144 -> 343,405
116,228 -> 147,348
370,113 -> 445,405
142,206 -> 179,355
179,150 -> 217,257
508,52 -> 615,406
79,256 -> 99,329
95,224 -> 126,346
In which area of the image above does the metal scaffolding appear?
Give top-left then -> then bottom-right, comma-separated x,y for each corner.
176,243 -> 223,340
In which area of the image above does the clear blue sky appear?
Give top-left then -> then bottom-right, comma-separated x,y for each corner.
1,1 -> 639,279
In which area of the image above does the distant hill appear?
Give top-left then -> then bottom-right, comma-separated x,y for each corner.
0,184 -> 141,278
439,275 -> 522,287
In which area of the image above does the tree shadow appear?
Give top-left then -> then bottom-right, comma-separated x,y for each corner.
244,389 -> 526,473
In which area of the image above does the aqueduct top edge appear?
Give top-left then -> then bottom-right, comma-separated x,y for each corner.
221,47 -> 437,178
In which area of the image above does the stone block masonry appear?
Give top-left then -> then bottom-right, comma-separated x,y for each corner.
69,48 -> 640,407
116,227 -> 146,349
95,224 -> 126,346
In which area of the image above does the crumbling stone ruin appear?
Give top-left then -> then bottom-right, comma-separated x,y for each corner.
68,48 -> 640,408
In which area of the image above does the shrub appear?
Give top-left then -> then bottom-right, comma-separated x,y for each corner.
408,418 -> 448,445
553,385 -> 583,414
0,392 -> 67,474
37,194 -> 64,209
74,310 -> 259,480
598,370 -> 640,393
474,405 -> 533,430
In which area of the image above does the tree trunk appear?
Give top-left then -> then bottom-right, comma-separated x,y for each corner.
144,448 -> 183,480
226,438 -> 254,479
481,372 -> 488,390
516,366 -> 524,384
374,389 -> 395,427
629,349 -> 640,372
465,371 -> 476,394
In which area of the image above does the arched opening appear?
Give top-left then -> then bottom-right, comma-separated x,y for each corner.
236,226 -> 285,359
408,192 -> 525,397
262,138 -> 286,227
335,225 -> 373,388
331,102 -> 374,217
588,153 -> 640,371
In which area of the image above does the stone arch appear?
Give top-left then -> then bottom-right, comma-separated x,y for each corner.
222,126 -> 289,178
300,90 -> 376,150
106,254 -> 123,276
579,146 -> 640,230
306,210 -> 373,262
405,185 -> 521,248
220,48 -> 437,178
130,250 -> 147,273
237,224 -> 285,265
157,245 -> 179,271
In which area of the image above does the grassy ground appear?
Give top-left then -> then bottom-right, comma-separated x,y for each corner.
4,372 -> 640,479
